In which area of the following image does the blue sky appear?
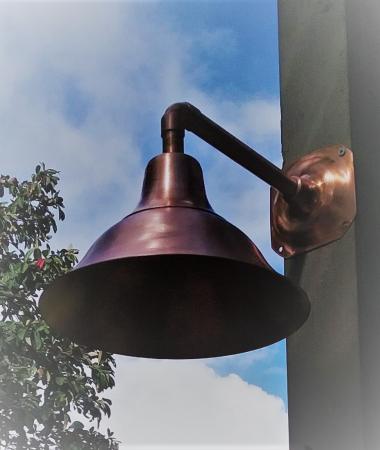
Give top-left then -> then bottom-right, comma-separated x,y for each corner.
0,1 -> 289,448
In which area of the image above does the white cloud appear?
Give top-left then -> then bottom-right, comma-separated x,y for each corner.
101,358 -> 288,447
206,347 -> 275,371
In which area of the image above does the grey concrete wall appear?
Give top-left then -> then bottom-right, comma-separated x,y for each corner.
346,1 -> 380,448
278,0 -> 380,448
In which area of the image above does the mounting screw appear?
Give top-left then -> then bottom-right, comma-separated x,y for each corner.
338,146 -> 346,157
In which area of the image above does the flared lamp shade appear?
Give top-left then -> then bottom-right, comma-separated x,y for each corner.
40,152 -> 309,359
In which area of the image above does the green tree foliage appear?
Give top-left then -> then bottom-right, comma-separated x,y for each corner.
0,165 -> 119,449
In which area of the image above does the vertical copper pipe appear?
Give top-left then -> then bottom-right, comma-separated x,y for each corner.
162,130 -> 184,153
161,102 -> 185,154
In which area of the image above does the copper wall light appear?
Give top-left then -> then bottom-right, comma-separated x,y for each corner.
40,103 -> 356,359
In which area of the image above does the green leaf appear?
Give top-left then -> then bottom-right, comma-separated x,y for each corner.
55,376 -> 65,386
33,330 -> 42,350
58,208 -> 65,221
17,327 -> 27,342
25,248 -> 34,260
70,421 -> 84,431
64,413 -> 70,429
21,260 -> 29,273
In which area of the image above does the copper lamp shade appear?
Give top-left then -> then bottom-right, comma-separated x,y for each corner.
40,152 -> 310,359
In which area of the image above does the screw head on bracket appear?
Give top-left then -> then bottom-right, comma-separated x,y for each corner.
338,146 -> 346,157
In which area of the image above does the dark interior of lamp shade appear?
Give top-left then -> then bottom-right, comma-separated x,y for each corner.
40,255 -> 309,359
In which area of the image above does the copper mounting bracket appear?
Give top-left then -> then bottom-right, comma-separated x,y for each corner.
270,145 -> 356,258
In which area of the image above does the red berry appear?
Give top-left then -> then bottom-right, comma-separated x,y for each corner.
35,258 -> 45,269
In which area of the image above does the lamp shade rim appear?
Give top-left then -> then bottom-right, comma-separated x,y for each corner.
40,253 -> 310,359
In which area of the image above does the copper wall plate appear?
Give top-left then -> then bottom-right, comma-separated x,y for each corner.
271,145 -> 356,258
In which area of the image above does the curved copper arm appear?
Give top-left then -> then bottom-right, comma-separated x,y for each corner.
161,103 -> 356,257
161,102 -> 299,201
